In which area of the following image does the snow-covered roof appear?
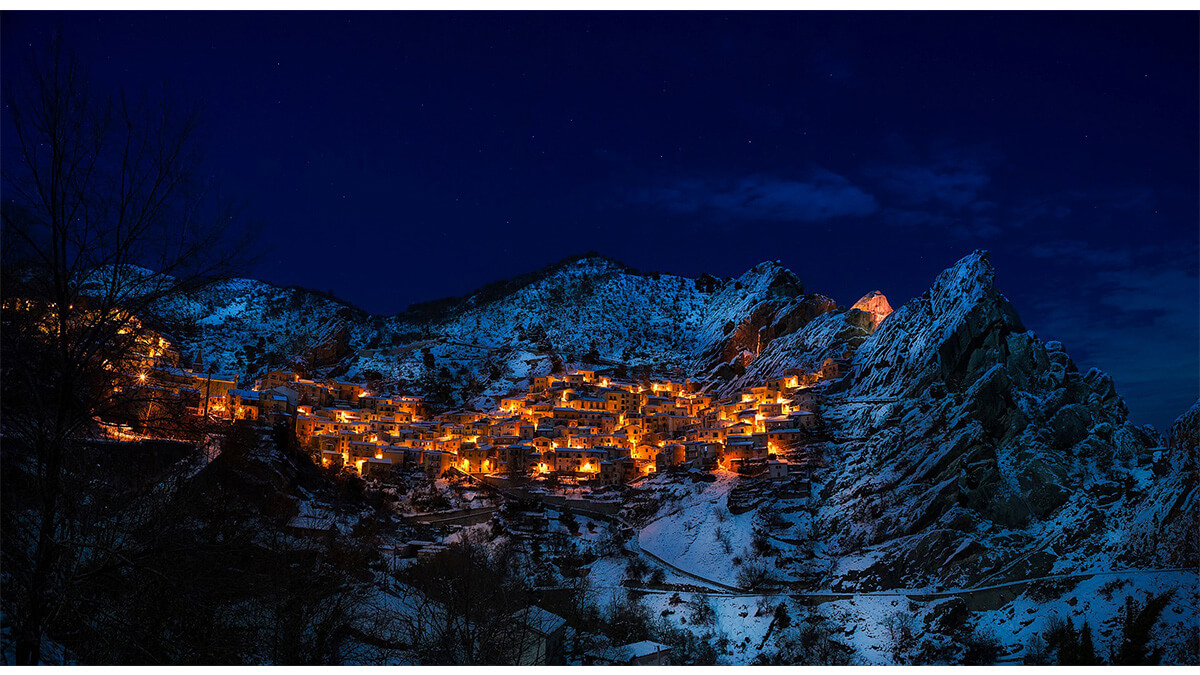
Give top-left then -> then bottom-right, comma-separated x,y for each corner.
608,641 -> 670,662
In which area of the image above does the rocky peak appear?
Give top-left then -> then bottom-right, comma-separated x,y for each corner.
929,250 -> 997,314
1168,398 -> 1199,470
733,261 -> 802,293
850,290 -> 893,330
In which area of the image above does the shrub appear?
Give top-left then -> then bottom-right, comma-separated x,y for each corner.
624,558 -> 649,584
1025,577 -> 1076,602
883,611 -> 917,663
716,528 -> 733,554
604,593 -> 653,645
1098,578 -> 1130,601
689,593 -> 716,626
752,532 -> 775,556
913,639 -> 957,665
1111,591 -> 1174,665
961,626 -> 1002,665
773,602 -> 791,629
1023,632 -> 1051,665
769,606 -> 855,665
735,560 -> 778,590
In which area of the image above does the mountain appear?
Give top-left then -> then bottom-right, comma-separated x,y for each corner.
148,254 -> 835,403
796,251 -> 1194,589
85,251 -> 1200,662
150,249 -> 1198,580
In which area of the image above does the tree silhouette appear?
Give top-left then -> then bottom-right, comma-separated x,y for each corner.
1,36 -> 252,664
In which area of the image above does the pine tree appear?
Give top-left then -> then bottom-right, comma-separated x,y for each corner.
1078,620 -> 1102,665
1111,591 -> 1174,665
1056,620 -> 1080,665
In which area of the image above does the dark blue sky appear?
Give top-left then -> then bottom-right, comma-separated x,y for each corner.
3,11 -> 1197,430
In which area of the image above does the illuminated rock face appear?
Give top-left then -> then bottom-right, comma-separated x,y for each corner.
851,290 -> 893,330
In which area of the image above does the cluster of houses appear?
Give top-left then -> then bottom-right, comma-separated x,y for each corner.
272,358 -> 844,485
108,314 -> 846,485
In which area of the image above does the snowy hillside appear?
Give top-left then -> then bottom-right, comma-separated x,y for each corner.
119,250 -> 1196,664
149,254 -> 837,405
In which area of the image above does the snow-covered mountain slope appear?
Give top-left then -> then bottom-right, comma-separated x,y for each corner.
149,254 -> 838,401
801,252 -> 1195,593
147,276 -> 380,376
147,251 -> 1197,589
358,256 -> 838,402
133,249 -> 1196,663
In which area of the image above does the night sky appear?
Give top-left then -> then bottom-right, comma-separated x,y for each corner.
3,11 -> 1197,430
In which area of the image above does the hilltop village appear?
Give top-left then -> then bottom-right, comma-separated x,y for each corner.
120,336 -> 848,486
14,290 -> 849,486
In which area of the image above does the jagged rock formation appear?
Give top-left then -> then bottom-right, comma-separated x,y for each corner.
800,252 -> 1190,591
851,290 -> 893,330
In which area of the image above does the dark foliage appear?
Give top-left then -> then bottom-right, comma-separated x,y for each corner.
960,626 -> 1002,665
734,559 -> 779,590
10,425 -> 375,664
773,602 -> 791,630
688,593 -> 716,626
1111,591 -> 1175,665
1,37 -> 252,664
764,606 -> 854,665
883,610 -> 917,663
1022,631 -> 1051,665
394,538 -> 541,665
913,638 -> 958,665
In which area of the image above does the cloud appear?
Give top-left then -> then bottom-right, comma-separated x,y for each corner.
880,206 -> 1002,239
864,150 -> 1002,238
626,171 -> 878,223
1022,260 -> 1199,431
1010,186 -> 1163,233
1028,240 -> 1133,267
877,162 -> 991,209
1009,200 -> 1072,229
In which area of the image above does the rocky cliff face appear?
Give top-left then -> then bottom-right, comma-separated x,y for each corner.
851,290 -> 893,330
792,251 -> 1193,592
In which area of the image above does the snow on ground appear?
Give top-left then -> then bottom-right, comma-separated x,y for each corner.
973,569 -> 1199,664
585,552 -> 701,590
810,568 -> 1200,665
442,522 -> 493,545
821,594 -> 916,664
546,511 -> 610,549
586,555 -> 633,589
638,473 -> 759,588
640,591 -> 781,664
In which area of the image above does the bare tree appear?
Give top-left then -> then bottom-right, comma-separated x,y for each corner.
391,535 -> 545,664
1,36 -> 253,664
